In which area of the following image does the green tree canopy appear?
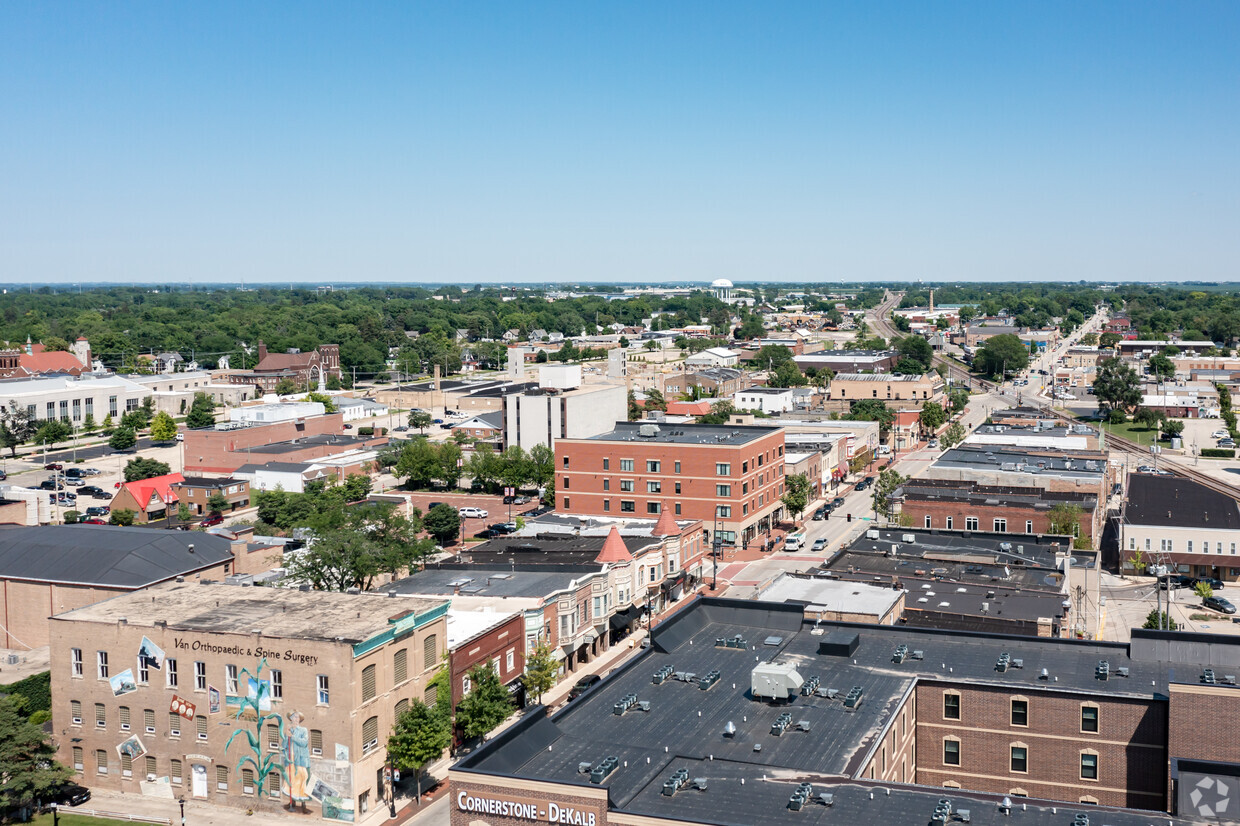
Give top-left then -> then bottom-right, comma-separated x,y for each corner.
150,410 -> 178,441
0,695 -> 71,814
521,640 -> 559,705
1093,357 -> 1142,414
752,344 -> 795,372
109,508 -> 136,526
108,425 -> 138,451
386,700 -> 451,803
185,392 -> 217,428
455,664 -> 514,741
919,401 -> 946,433
895,335 -> 934,372
424,503 -> 461,545
34,419 -> 72,448
409,410 -> 434,433
780,473 -> 811,521
124,457 -> 171,481
974,334 -> 1029,378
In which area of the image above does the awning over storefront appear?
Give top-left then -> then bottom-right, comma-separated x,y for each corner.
583,629 -> 599,644
609,605 -> 645,631
660,571 -> 687,593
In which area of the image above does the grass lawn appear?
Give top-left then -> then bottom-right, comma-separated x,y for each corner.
31,814 -> 155,826
1100,420 -> 1169,448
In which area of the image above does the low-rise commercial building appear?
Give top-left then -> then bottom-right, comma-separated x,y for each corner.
0,373 -> 152,427
792,349 -> 897,374
826,372 -> 945,407
171,477 -> 251,517
51,580 -> 446,820
451,596 -> 1237,824
1120,473 -> 1240,582
0,526 -> 240,648
897,478 -> 1099,543
734,387 -> 795,415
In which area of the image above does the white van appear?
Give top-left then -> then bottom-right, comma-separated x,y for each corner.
877,445 -> 892,456
784,534 -> 805,551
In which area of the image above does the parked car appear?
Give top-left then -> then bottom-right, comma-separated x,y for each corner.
56,494 -> 76,506
488,522 -> 518,534
474,528 -> 504,539
200,514 -> 224,527
1213,430 -> 1230,439
39,479 -> 63,491
927,438 -> 939,448
64,467 -> 85,478
812,507 -> 827,521
48,782 -> 91,807
855,477 -> 874,491
568,674 -> 602,700
44,462 -> 63,470
459,507 -> 488,519
394,426 -> 409,432
85,506 -> 110,516
342,423 -> 353,429
81,518 -> 108,525
1219,439 -> 1236,448
812,538 -> 827,551
0,470 -> 7,481
503,494 -> 531,505
1204,595 -> 1236,614
65,477 -> 86,487
831,497 -> 846,509
91,490 -> 113,500
82,467 -> 102,475
78,485 -> 104,496
1197,577 -> 1225,590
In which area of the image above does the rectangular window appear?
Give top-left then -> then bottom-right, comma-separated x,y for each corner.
646,502 -> 661,514
194,661 -> 206,691
169,712 -> 181,737
96,703 -> 107,728
424,634 -> 437,669
965,517 -> 979,531
717,484 -> 731,497
716,463 -> 730,476
674,481 -> 681,494
602,499 -> 610,511
97,651 -> 109,679
137,657 -> 149,684
146,755 -> 157,780
72,648 -> 83,678
1081,753 -> 1098,780
1010,746 -> 1028,773
946,516 -> 953,529
394,651 -> 407,684
118,754 -> 133,777
269,669 -> 281,699
362,664 -> 377,702
171,759 -> 182,785
1188,541 -> 1194,553
1026,520 -> 1033,533
562,456 -> 569,469
73,746 -> 84,772
216,766 -> 228,792
166,658 -> 178,688
925,515 -> 932,529
119,705 -> 130,731
620,480 -> 634,492
145,708 -> 156,734
621,500 -> 635,513
620,459 -> 634,472
602,479 -> 610,491
944,740 -> 960,765
674,461 -> 681,473
317,675 -> 330,705
363,716 -> 379,753
562,496 -> 570,509
675,503 -> 681,515
943,693 -> 960,720
226,665 -> 238,695
647,481 -> 661,493
1081,706 -> 1099,733
1145,538 -> 1151,551
647,460 -> 660,472
197,715 -> 207,740
716,505 -> 731,518
994,518 -> 1007,533
506,650 -> 515,672
71,700 -> 82,725
109,395 -> 118,417
310,729 -> 323,756
1011,699 -> 1028,727
85,398 -> 93,417
267,772 -> 281,798
562,477 -> 569,489
72,398 -> 81,422
268,722 -> 281,751
97,750 -> 108,775
46,401 -> 55,420
602,458 -> 609,470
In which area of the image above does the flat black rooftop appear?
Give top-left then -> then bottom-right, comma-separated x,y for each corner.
457,598 -> 1233,826
587,421 -> 782,446
388,564 -> 596,599
934,444 -> 1107,476
842,528 -> 1073,574
1126,473 -> 1240,529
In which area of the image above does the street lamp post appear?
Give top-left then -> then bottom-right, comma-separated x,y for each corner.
178,796 -> 186,826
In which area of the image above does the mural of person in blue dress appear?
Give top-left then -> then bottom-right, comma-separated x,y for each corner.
284,710 -> 311,813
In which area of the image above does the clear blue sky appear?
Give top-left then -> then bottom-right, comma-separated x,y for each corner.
2,2 -> 1237,285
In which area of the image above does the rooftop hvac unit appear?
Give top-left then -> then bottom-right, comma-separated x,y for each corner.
751,662 -> 804,701
902,534 -> 916,544
867,529 -> 880,539
638,424 -> 661,437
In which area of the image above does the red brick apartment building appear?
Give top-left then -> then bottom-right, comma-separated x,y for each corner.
555,422 -> 786,548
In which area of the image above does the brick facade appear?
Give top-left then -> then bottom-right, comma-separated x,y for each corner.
914,681 -> 1167,809
555,426 -> 786,548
